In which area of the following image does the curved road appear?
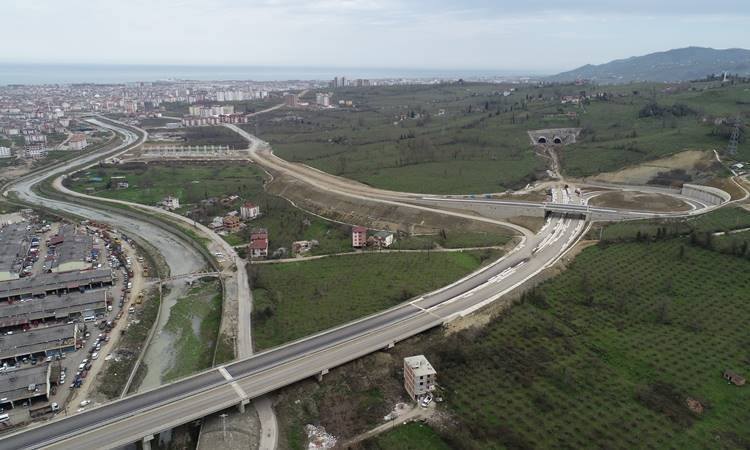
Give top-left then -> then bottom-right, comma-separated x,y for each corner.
0,118 -> 735,449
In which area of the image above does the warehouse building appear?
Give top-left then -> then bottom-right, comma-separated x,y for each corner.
0,269 -> 112,303
0,223 -> 31,282
0,363 -> 52,409
0,289 -> 108,329
0,324 -> 79,363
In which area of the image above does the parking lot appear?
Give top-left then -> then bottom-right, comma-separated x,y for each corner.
0,217 -> 148,428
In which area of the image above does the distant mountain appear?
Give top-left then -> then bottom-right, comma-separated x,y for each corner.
548,47 -> 750,84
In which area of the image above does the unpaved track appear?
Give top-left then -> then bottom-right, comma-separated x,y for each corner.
224,124 -> 534,239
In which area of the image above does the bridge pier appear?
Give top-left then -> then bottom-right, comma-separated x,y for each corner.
386,341 -> 395,350
316,368 -> 329,382
142,434 -> 154,450
237,398 -> 249,413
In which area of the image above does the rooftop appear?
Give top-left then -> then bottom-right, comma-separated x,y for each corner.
404,355 -> 436,377
0,289 -> 108,328
0,324 -> 78,360
0,269 -> 112,300
0,363 -> 51,404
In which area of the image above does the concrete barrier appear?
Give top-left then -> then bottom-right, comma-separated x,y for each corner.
681,184 -> 730,206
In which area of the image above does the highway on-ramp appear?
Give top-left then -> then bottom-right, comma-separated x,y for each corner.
0,120 -> 729,450
1,202 -> 586,449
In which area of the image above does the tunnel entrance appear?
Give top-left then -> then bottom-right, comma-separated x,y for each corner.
537,137 -> 547,144
553,136 -> 562,144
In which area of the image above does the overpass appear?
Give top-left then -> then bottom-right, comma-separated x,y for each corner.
1,207 -> 588,449
1,118 -> 737,449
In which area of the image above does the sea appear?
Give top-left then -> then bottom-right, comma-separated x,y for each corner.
0,63 -> 537,85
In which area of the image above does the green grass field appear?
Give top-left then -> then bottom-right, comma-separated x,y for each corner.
162,279 -> 222,381
244,80 -> 749,194
362,423 -> 451,450
249,250 -> 501,350
66,162 -> 512,255
426,239 -> 750,449
596,205 -> 750,241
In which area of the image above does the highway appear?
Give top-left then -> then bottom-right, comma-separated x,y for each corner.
1,205 -> 586,449
5,119 -> 207,279
0,120 -> 730,449
1,122 -> 588,448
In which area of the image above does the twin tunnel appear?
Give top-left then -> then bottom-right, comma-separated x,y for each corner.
537,136 -> 563,145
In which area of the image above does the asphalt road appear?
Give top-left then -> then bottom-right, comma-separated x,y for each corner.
1,189 -> 586,448
0,121 -> 729,449
5,119 -> 206,278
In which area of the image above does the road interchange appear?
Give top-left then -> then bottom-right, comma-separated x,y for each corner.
0,118 -> 736,449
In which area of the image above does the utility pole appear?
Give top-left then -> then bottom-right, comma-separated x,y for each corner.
727,118 -> 740,157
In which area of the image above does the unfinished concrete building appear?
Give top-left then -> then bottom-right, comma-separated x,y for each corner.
404,355 -> 437,401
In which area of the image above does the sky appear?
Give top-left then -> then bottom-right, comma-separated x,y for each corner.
1,0 -> 749,73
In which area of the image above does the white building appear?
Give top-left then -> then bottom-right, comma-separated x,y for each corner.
316,93 -> 331,107
240,202 -> 260,220
404,355 -> 437,401
0,146 -> 11,158
160,196 -> 180,211
68,133 -> 87,150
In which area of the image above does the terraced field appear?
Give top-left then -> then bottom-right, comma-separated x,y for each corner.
432,240 -> 750,448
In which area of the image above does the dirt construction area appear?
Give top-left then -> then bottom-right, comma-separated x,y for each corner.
584,150 -> 714,185
267,172 -> 521,237
588,191 -> 692,212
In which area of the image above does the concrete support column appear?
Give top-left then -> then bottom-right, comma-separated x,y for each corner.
316,368 -> 329,382
237,399 -> 249,414
142,434 -> 154,450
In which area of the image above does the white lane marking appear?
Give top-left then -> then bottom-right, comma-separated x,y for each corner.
410,300 -> 445,319
219,366 -> 249,400
218,366 -> 233,381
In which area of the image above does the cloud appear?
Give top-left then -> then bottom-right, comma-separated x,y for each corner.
0,0 -> 748,71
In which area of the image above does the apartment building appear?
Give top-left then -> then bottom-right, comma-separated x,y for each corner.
403,355 -> 437,401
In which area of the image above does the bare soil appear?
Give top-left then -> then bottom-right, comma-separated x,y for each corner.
266,171 -> 518,237
589,191 -> 691,212
581,150 -> 713,185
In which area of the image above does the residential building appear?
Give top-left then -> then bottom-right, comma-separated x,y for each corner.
249,228 -> 269,258
223,215 -> 241,233
352,226 -> 367,248
160,196 -> 180,211
240,202 -> 260,220
284,93 -> 299,107
209,216 -> 224,229
68,133 -> 87,150
0,146 -> 11,158
315,93 -> 331,107
292,240 -> 317,255
24,145 -> 48,158
371,231 -> 395,248
403,355 -> 437,401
